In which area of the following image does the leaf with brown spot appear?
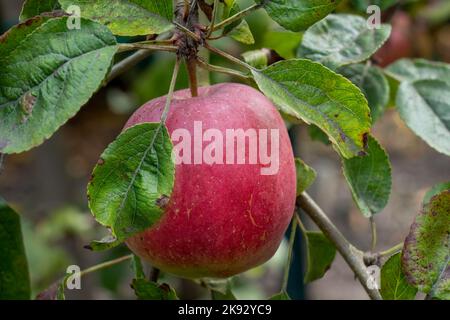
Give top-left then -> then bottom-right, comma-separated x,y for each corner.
0,17 -> 118,154
402,190 -> 450,295
0,16 -> 49,56
155,195 -> 170,209
252,59 -> 371,158
87,123 -> 174,247
19,0 -> 61,21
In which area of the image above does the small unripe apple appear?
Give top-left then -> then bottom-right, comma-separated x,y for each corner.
124,83 -> 296,278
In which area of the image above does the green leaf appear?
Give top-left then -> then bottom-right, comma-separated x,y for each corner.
396,79 -> 450,155
298,14 -> 391,70
342,135 -> 391,217
339,64 -> 390,122
228,20 -> 255,44
262,30 -> 302,60
295,158 -> 316,195
402,190 -> 450,294
242,49 -> 269,69
260,0 -> 342,32
0,16 -> 50,60
59,0 -> 174,36
131,279 -> 178,300
20,0 -> 61,21
222,0 -> 243,35
380,253 -> 417,300
0,17 -> 118,154
0,198 -> 31,299
269,291 -> 291,300
87,123 -> 175,243
220,0 -> 254,44
385,59 -> 450,84
423,182 -> 450,205
251,59 -> 371,158
303,231 -> 336,283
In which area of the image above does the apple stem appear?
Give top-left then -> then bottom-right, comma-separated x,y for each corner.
186,58 -> 199,97
297,192 -> 383,300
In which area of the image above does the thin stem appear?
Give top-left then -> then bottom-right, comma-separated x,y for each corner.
211,3 -> 261,32
106,33 -> 174,83
196,58 -> 252,80
378,243 -> 403,258
80,254 -> 133,277
282,217 -> 298,292
161,58 -> 181,123
173,21 -> 201,41
132,39 -> 175,46
206,0 -> 219,38
106,50 -> 152,83
370,216 -> 377,252
207,34 -> 224,41
118,43 -> 178,53
297,192 -> 382,300
54,254 -> 133,296
295,212 -> 308,235
204,43 -> 254,71
186,59 -> 199,97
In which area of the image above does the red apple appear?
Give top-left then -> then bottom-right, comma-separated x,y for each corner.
374,11 -> 413,67
124,83 -> 296,278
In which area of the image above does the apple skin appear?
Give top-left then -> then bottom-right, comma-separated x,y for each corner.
374,11 -> 413,67
124,83 -> 296,278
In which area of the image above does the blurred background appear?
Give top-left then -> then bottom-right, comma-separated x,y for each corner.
0,0 -> 449,299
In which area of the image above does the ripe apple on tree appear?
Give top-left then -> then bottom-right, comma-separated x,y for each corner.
125,83 -> 297,278
2,0 -> 449,302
